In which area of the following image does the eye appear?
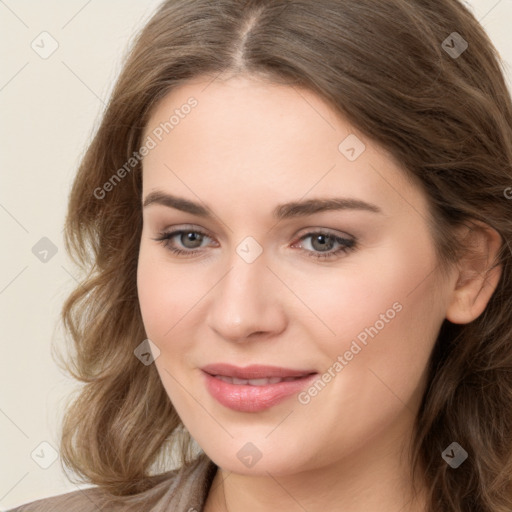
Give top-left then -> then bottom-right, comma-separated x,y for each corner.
152,227 -> 215,257
152,227 -> 357,261
292,231 -> 356,260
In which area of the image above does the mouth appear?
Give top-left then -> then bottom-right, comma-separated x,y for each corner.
200,363 -> 318,412
211,375 -> 308,385
201,362 -> 317,380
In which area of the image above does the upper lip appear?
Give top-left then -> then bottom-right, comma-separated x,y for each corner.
201,363 -> 317,379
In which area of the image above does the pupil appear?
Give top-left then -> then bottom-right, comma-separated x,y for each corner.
184,232 -> 202,248
313,234 -> 333,252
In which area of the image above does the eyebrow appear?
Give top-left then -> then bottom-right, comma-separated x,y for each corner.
142,191 -> 383,219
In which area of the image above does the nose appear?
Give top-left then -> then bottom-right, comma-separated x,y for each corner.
206,248 -> 287,343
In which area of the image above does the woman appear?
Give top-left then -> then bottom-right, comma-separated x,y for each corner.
9,0 -> 512,511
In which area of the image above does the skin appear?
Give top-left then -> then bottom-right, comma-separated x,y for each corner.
137,74 -> 502,512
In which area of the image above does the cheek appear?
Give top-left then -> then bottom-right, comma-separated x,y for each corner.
294,253 -> 434,349
136,248 -> 200,404
137,244 -> 205,340
137,249 -> 166,336
291,249 -> 442,461
303,231 -> 442,386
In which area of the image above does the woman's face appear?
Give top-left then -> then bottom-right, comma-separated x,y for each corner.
137,74 -> 457,475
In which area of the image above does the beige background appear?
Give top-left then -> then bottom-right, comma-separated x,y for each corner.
1,0 -> 511,509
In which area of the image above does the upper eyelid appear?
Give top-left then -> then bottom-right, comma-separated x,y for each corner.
158,224 -> 353,239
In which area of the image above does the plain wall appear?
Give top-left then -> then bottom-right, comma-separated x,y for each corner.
1,0 -> 511,509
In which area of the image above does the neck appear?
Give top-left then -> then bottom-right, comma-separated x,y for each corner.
203,412 -> 428,512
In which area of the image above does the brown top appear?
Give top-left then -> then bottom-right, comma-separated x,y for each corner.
8,453 -> 218,512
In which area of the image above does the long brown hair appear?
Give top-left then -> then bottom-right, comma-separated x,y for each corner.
58,1 -> 512,510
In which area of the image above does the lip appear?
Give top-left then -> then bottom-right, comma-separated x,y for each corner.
201,364 -> 318,412
201,363 -> 316,379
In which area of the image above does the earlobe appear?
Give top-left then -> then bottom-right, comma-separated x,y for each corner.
445,221 -> 503,325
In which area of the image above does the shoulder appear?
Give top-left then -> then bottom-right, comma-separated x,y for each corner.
8,453 -> 217,512
6,485 -> 115,512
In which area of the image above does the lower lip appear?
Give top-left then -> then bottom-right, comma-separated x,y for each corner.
202,371 -> 318,412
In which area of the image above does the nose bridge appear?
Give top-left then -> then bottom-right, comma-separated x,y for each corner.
207,239 -> 285,341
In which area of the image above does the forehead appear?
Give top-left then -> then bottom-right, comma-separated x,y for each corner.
141,75 -> 428,221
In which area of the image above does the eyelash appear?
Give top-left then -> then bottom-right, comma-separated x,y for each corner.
152,227 -> 357,261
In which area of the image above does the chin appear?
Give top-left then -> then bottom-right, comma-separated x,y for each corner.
199,436 -> 313,476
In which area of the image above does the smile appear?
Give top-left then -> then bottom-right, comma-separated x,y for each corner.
200,364 -> 318,412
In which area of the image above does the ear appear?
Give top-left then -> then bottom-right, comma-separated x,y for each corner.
445,220 -> 503,325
